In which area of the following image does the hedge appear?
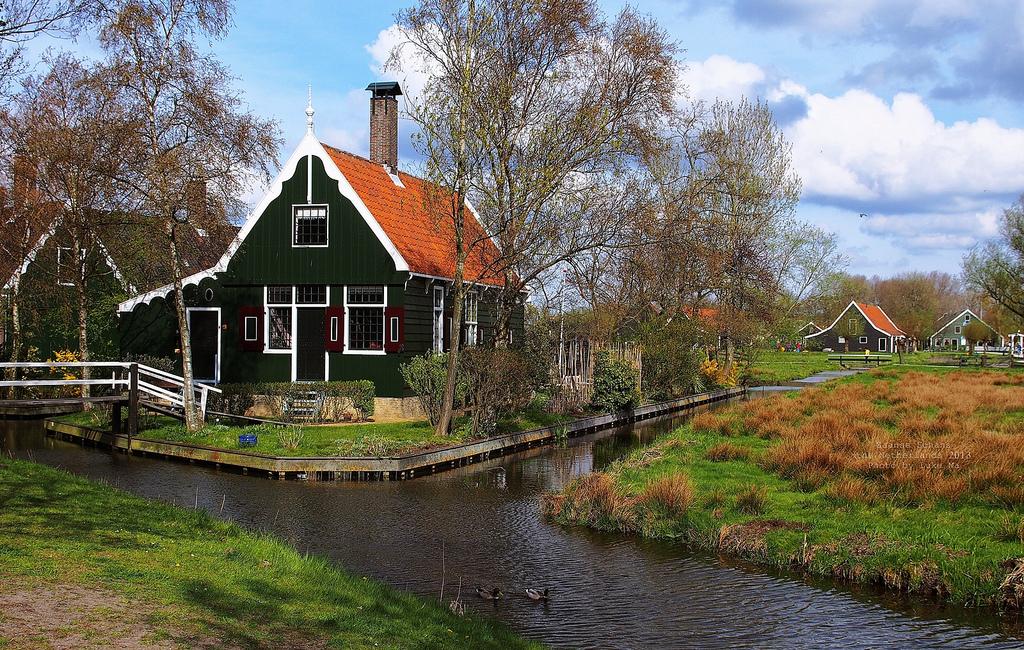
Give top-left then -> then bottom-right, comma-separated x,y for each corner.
208,380 -> 375,420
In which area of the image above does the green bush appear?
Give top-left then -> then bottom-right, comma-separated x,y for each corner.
637,318 -> 704,400
590,350 -> 640,412
208,380 -> 375,421
399,353 -> 467,427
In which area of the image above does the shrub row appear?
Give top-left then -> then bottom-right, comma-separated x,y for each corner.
209,380 -> 375,420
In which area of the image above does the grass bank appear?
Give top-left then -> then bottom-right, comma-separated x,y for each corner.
545,367 -> 1024,609
0,458 -> 534,648
744,350 -> 834,385
56,406 -> 569,457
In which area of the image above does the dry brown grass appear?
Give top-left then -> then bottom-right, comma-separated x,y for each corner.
637,474 -> 694,518
735,483 -> 768,514
691,411 -> 744,437
705,442 -> 750,462
743,371 -> 1024,505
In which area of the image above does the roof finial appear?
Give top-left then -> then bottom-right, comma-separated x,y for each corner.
305,84 -> 315,134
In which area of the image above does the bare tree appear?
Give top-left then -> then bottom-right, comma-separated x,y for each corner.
0,0 -> 98,92
394,0 -> 490,436
2,55 -> 133,401
97,0 -> 279,430
0,148 -> 56,395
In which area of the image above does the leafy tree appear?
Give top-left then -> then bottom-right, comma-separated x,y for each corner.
963,319 -> 992,355
964,195 -> 1024,322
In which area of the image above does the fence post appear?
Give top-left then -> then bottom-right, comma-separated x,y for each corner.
199,386 -> 208,421
128,363 -> 139,441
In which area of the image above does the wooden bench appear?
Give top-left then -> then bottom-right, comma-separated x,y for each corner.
828,354 -> 892,368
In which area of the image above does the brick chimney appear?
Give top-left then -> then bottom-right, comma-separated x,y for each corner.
366,82 -> 403,173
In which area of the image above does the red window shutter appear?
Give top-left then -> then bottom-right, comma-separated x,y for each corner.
325,306 -> 345,352
238,306 -> 263,352
384,307 -> 404,353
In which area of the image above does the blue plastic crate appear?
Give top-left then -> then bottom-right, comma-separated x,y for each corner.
238,433 -> 258,448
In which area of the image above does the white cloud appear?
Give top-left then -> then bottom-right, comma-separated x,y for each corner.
682,54 -> 766,104
789,90 -> 1024,204
365,24 -> 435,101
861,209 -> 1001,250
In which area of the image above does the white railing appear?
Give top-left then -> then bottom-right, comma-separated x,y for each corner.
0,361 -> 221,418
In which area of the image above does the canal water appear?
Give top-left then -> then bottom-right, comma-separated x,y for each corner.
2,409 -> 1022,649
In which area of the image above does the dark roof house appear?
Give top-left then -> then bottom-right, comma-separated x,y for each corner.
117,83 -> 524,397
804,301 -> 906,353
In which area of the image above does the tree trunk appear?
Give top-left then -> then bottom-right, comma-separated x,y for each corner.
493,284 -> 515,349
169,224 -> 202,431
75,235 -> 91,405
723,335 -> 736,374
5,280 -> 22,400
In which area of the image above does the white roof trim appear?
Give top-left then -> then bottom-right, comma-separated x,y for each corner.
95,238 -> 134,294
928,308 -> 994,340
804,301 -> 906,339
318,140 -> 408,273
117,269 -> 216,312
118,131 -> 411,312
2,221 -> 56,291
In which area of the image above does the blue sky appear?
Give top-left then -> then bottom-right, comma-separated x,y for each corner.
31,0 -> 1024,278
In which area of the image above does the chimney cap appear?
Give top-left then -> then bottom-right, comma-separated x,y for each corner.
365,81 -> 403,97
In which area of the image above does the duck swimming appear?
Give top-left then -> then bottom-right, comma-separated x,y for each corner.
476,586 -> 503,600
525,588 -> 549,601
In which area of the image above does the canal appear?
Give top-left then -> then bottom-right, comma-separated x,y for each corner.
2,409 -> 1022,649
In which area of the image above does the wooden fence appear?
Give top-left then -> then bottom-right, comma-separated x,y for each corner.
553,339 -> 642,411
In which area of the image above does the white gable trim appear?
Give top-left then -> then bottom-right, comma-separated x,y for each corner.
3,222 -> 56,291
118,132 -> 409,312
317,140 -> 408,272
804,301 -> 906,340
929,308 -> 994,341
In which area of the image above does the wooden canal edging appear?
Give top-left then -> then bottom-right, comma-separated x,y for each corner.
44,387 -> 745,481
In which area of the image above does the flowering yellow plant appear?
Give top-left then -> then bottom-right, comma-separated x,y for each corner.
700,357 -> 738,388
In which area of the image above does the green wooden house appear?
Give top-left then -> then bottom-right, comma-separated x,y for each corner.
928,309 -> 1003,350
0,190 -> 230,362
118,83 -> 522,398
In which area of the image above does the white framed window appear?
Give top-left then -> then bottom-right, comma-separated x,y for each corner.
266,285 -> 293,350
849,318 -> 858,332
390,316 -> 400,343
243,316 -> 258,342
859,336 -> 868,344
965,314 -> 972,323
838,336 -> 846,344
346,285 -> 385,352
433,286 -> 445,353
954,326 -> 961,334
292,204 -> 328,247
56,246 -> 75,286
878,338 -> 887,352
464,291 -> 478,346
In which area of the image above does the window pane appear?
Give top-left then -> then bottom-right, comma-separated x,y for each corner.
347,286 -> 384,305
433,287 -> 444,309
349,307 -> 383,350
244,316 -> 258,341
293,206 -> 328,246
297,285 -> 327,304
269,307 -> 291,349
267,286 -> 292,304
390,316 -> 399,342
464,292 -> 478,323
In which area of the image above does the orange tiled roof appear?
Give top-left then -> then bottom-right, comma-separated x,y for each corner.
323,144 -> 504,286
857,302 -> 906,337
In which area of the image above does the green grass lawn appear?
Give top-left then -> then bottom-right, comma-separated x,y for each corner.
56,406 -> 570,458
0,459 -> 534,648
547,367 -> 1024,609
743,350 -> 835,385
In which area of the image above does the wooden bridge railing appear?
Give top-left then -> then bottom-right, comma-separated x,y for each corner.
0,362 -> 221,434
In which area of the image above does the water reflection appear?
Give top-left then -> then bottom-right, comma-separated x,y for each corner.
2,410 -> 1022,649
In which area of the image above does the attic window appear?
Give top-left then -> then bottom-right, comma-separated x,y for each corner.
293,205 -> 328,247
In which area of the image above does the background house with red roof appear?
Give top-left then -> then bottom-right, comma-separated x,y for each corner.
117,82 -> 523,398
803,300 -> 908,353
